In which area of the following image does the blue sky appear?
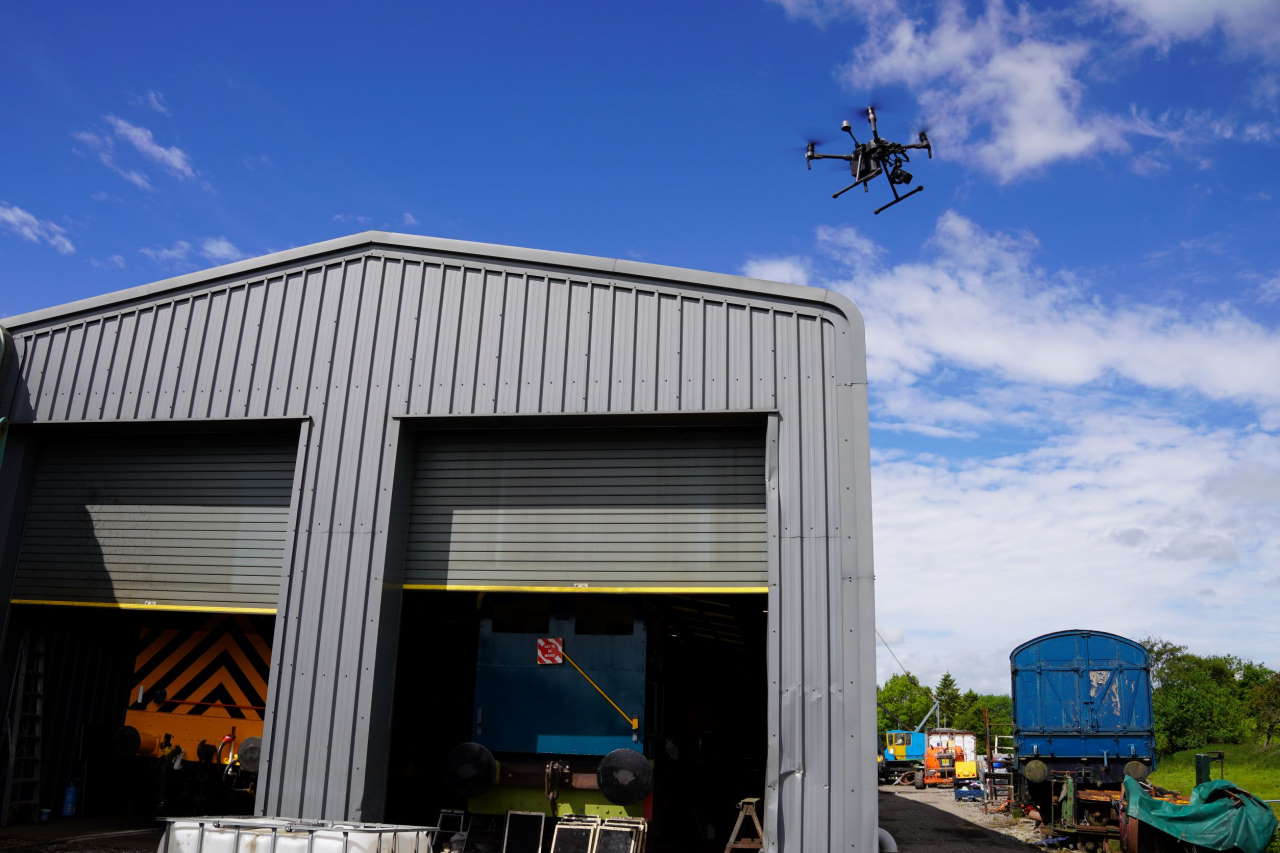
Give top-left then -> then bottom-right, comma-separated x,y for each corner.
3,0 -> 1278,693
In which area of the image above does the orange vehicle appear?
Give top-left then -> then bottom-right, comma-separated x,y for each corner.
914,729 -> 978,788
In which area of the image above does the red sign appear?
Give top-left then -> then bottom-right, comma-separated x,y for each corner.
536,637 -> 564,665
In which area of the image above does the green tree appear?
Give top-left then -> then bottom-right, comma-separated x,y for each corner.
1152,653 -> 1252,754
953,693 -> 1014,753
1140,636 -> 1187,689
935,672 -> 962,728
1248,672 -> 1280,746
876,673 -> 934,733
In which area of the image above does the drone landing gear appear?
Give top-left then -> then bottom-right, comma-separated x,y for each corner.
874,185 -> 924,215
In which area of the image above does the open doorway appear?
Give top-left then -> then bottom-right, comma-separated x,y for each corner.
385,591 -> 767,852
0,605 -> 272,826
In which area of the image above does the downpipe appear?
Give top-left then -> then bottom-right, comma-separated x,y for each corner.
877,826 -> 898,852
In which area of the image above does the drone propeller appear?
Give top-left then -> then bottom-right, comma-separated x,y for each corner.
916,129 -> 933,158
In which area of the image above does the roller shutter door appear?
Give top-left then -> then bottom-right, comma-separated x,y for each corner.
404,426 -> 767,590
13,435 -> 296,610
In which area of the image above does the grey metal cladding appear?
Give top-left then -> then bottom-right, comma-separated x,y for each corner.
0,232 -> 876,853
405,427 -> 767,588
13,437 -> 295,608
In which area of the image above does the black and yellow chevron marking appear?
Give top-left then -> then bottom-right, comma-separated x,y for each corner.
130,615 -> 271,719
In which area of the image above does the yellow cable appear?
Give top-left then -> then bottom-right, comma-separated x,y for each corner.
559,648 -> 639,731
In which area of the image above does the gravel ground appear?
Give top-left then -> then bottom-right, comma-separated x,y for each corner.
878,785 -> 1044,851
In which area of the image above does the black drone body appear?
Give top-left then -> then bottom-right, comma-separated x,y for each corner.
806,107 -> 933,214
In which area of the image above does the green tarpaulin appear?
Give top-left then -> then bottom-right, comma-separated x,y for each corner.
1125,776 -> 1278,853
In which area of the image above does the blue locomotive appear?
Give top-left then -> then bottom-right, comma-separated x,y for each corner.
1011,630 -> 1155,788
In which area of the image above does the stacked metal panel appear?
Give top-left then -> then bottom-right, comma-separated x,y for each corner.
13,436 -> 294,609
405,426 -> 767,590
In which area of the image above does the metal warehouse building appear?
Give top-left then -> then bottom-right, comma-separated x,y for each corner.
0,232 -> 877,852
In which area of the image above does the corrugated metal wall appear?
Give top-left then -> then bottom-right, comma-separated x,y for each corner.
0,234 -> 877,853
405,426 -> 767,590
13,436 -> 295,609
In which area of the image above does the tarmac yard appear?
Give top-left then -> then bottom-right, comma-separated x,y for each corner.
878,785 -> 1040,851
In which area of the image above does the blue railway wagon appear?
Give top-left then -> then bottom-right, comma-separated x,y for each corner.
1011,630 -> 1155,785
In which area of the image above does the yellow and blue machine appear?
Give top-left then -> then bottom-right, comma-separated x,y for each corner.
452,596 -> 652,817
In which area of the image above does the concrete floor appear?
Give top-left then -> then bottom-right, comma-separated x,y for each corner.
0,817 -> 162,853
0,792 -> 1041,853
877,785 -> 1040,851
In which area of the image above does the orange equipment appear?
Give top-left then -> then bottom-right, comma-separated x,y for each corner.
917,729 -> 977,788
120,615 -> 270,767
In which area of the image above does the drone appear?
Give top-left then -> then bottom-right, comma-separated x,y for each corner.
805,106 -> 933,215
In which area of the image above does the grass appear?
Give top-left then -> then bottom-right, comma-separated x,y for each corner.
1148,742 -> 1280,852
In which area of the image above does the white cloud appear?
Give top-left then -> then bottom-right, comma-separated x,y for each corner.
1258,275 -> 1280,304
139,237 -> 246,266
71,127 -> 154,189
333,213 -> 373,225
816,224 -> 883,273
139,240 -> 192,263
741,256 -> 811,286
104,115 -> 194,179
0,202 -> 75,255
1093,0 -> 1280,58
836,1 -> 1119,181
402,212 -> 419,227
131,89 -> 170,115
749,216 -> 1280,690
872,413 -> 1280,691
200,237 -> 244,263
90,254 -> 127,269
772,0 -> 1280,185
769,0 -> 868,25
832,212 -> 1280,406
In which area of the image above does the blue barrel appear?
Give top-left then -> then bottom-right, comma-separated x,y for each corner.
1011,630 -> 1155,783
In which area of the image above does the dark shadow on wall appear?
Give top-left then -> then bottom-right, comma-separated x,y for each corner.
6,422 -> 300,612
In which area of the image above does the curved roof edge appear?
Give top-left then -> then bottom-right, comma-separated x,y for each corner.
0,230 -> 865,336
1010,629 -> 1147,661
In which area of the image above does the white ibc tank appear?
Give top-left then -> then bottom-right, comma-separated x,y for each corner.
159,817 -> 437,853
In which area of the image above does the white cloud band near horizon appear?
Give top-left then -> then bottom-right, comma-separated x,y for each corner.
744,214 -> 1280,693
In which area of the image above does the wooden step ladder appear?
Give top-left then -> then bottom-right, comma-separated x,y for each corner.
2,632 -> 46,826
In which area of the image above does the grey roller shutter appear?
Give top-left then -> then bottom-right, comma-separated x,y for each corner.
404,426 -> 767,590
13,435 -> 296,610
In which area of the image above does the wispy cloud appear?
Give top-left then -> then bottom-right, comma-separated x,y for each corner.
90,254 -> 127,269
130,89 -> 170,115
402,212 -> 419,227
199,237 -> 244,263
0,202 -> 75,255
333,213 -> 373,225
139,240 -> 191,263
1258,274 -> 1280,304
139,236 -> 247,267
741,256 -> 811,286
1091,0 -> 1280,59
72,130 -> 152,189
103,115 -> 194,178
